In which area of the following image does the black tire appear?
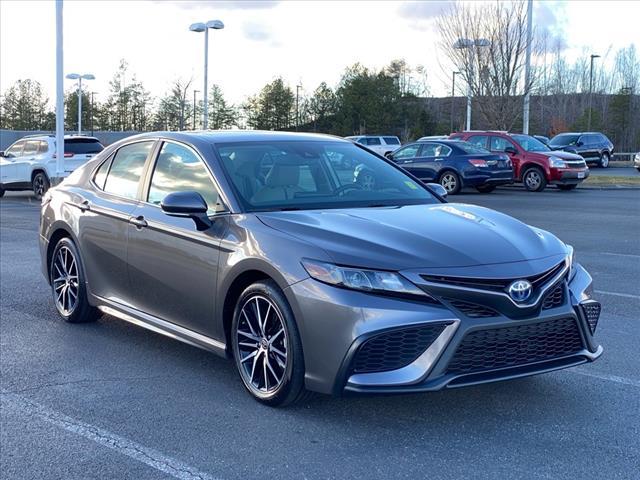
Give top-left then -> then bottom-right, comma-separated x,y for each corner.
32,172 -> 50,200
439,170 -> 462,195
231,280 -> 307,407
599,152 -> 610,168
557,184 -> 578,191
50,237 -> 100,323
475,185 -> 496,193
522,166 -> 547,192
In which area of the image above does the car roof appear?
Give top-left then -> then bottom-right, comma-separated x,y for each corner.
128,130 -> 350,145
345,135 -> 398,138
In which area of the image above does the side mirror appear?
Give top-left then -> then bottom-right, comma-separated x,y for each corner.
385,151 -> 394,160
575,141 -> 584,147
504,146 -> 518,155
161,191 -> 212,231
426,183 -> 448,199
0,151 -> 4,157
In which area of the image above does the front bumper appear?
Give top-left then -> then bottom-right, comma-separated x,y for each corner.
550,168 -> 590,185
285,261 -> 601,395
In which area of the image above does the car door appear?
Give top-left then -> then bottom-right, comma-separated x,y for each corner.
489,136 -> 522,173
577,135 -> 597,162
126,140 -> 228,337
0,140 -> 25,185
401,143 -> 443,182
78,140 -> 155,305
21,140 -> 41,180
466,135 -> 490,150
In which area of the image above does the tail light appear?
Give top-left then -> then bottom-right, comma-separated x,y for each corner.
52,153 -> 74,158
468,159 -> 488,167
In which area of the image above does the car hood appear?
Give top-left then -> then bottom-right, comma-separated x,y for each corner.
257,204 -> 567,271
535,150 -> 584,160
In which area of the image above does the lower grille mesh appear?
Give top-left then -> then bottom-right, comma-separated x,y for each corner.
581,302 -> 601,334
447,317 -> 584,375
352,323 -> 449,373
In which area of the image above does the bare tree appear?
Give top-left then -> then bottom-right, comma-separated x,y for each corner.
437,0 -> 541,130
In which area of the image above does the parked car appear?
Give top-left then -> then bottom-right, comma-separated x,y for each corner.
635,152 -> 640,172
533,135 -> 549,145
345,135 -> 401,157
39,131 -> 601,406
386,140 -> 513,194
0,135 -> 104,199
450,131 -> 589,191
548,132 -> 614,168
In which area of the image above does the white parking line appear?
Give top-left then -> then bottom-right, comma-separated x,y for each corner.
594,290 -> 640,300
1,391 -> 218,480
570,370 -> 640,388
600,252 -> 640,259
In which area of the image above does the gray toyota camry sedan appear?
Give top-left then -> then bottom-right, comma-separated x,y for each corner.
39,131 -> 602,406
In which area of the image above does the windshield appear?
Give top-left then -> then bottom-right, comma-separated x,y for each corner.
549,134 -> 580,147
455,141 -> 490,154
511,134 -> 550,152
216,141 -> 439,212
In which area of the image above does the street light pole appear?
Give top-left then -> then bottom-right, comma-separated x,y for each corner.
450,71 -> 460,133
453,38 -> 489,131
522,0 -> 533,134
90,91 -> 95,136
55,0 -> 64,183
296,84 -> 302,131
66,73 -> 95,134
190,20 -> 224,130
193,89 -> 199,130
588,54 -> 600,131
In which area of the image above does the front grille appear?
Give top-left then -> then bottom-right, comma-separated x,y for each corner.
542,283 -> 564,309
446,317 -> 584,375
352,323 -> 450,373
420,261 -> 565,292
443,298 -> 498,318
580,301 -> 601,334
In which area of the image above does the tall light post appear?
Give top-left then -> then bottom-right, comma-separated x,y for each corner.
522,0 -> 533,134
90,91 -> 95,136
588,54 -> 600,131
453,38 -> 490,131
193,89 -> 199,130
189,19 -> 224,130
55,0 -> 64,184
450,71 -> 461,133
295,84 -> 302,131
65,73 -> 95,134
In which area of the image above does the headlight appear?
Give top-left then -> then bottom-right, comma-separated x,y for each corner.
549,156 -> 567,168
301,259 -> 430,298
566,245 -> 576,279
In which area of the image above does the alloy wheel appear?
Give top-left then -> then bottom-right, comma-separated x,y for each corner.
236,295 -> 288,395
600,153 -> 609,168
52,246 -> 79,316
525,170 -> 541,190
33,174 -> 46,198
441,173 -> 457,193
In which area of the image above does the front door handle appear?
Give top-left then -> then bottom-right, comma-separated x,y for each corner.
129,215 -> 148,229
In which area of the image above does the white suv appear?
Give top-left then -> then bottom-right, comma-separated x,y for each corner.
0,135 -> 104,199
345,135 -> 401,157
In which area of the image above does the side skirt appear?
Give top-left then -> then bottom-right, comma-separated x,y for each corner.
95,296 -> 227,357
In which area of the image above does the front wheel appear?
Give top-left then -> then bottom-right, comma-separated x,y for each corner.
50,237 -> 100,323
231,280 -> 307,407
599,152 -> 610,168
522,167 -> 547,192
439,171 -> 461,195
557,184 -> 578,191
475,185 -> 496,193
32,172 -> 50,200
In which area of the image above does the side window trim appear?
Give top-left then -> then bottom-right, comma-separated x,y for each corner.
141,139 -> 230,215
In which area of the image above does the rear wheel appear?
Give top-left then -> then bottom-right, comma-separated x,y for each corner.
439,171 -> 461,195
599,152 -> 610,168
32,172 -> 49,200
475,185 -> 496,193
557,184 -> 578,191
231,280 -> 307,407
522,167 -> 547,192
50,237 -> 100,323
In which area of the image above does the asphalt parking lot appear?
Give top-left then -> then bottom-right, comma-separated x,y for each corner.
1,188 -> 639,480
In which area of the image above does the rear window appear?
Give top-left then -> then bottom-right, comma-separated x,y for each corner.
64,138 -> 104,154
383,137 -> 400,145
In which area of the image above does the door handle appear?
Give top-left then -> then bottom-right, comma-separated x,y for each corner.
129,215 -> 148,229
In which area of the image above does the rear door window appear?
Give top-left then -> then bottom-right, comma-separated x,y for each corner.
22,140 -> 40,156
383,137 -> 400,145
467,135 -> 489,149
490,137 -> 514,152
38,141 -> 49,154
103,141 -> 153,199
366,138 -> 381,146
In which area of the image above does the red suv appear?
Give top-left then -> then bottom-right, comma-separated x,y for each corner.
450,131 -> 589,191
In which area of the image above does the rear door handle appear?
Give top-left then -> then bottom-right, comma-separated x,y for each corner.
129,215 -> 148,229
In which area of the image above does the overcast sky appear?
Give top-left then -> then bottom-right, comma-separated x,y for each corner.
1,0 -> 638,106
